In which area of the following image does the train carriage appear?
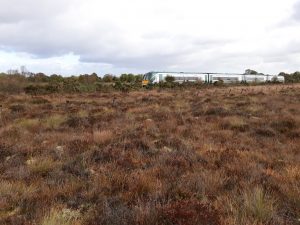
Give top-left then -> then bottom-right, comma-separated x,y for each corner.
142,72 -> 284,85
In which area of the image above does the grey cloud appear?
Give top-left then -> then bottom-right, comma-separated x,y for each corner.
292,1 -> 300,21
80,52 -> 185,71
0,17 -> 232,71
0,0 -> 73,24
0,0 -> 299,74
258,39 -> 300,64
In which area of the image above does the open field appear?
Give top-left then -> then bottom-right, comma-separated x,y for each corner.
0,84 -> 299,225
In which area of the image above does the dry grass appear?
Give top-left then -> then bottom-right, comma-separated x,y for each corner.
27,157 -> 61,176
93,130 -> 114,145
16,118 -> 40,130
242,187 -> 276,223
0,84 -> 299,224
43,114 -> 67,129
0,181 -> 36,200
41,207 -> 82,225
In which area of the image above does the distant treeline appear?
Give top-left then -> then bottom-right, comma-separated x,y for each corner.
0,71 -> 299,94
0,72 -> 144,94
279,71 -> 300,83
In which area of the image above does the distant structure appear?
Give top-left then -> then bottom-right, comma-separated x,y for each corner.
20,66 -> 27,75
7,66 -> 32,76
7,69 -> 19,75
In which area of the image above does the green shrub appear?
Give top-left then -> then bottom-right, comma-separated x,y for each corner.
95,82 -> 114,92
0,74 -> 26,94
165,75 -> 175,83
24,84 -> 60,95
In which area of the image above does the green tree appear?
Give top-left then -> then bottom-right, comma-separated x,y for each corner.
120,74 -> 129,82
103,74 -> 114,82
28,73 -> 49,82
244,69 -> 258,75
165,75 -> 175,83
78,73 -> 99,84
49,74 -> 64,83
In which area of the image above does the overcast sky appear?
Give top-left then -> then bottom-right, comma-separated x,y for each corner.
0,0 -> 300,75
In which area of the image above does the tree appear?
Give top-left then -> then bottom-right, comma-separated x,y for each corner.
281,71 -> 300,83
244,69 -> 258,75
126,74 -> 135,83
78,73 -> 99,84
134,74 -> 143,83
278,72 -> 288,76
120,74 -> 129,82
49,74 -> 64,83
165,76 -> 175,83
28,73 -> 49,82
103,74 -> 114,82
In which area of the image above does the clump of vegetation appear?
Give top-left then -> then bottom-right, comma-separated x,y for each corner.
0,74 -> 27,94
16,118 -> 40,131
93,130 -> 114,145
27,157 -> 61,176
41,207 -> 82,225
280,71 -> 300,83
220,116 -> 249,132
43,115 -> 66,129
242,187 -> 276,223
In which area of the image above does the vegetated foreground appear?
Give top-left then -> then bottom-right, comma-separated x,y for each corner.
0,84 -> 299,225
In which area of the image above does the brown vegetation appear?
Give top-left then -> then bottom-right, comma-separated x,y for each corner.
0,84 -> 299,224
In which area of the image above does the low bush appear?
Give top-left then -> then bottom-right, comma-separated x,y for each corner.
0,74 -> 26,94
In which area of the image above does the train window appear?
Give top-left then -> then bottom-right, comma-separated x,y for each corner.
214,77 -> 238,80
159,74 -> 163,82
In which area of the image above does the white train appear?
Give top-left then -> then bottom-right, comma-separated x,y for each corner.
142,72 -> 285,85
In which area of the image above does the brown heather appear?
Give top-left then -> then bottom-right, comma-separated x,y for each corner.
0,84 -> 299,225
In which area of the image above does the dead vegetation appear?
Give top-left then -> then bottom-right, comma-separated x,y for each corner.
0,84 -> 299,225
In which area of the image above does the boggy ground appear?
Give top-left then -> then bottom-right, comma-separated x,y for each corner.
0,84 -> 299,225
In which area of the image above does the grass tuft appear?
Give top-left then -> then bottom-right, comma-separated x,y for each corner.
27,157 -> 61,176
93,130 -> 113,145
243,187 -> 276,223
41,208 -> 82,225
43,114 -> 66,129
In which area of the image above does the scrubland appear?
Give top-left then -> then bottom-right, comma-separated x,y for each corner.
0,84 -> 299,225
